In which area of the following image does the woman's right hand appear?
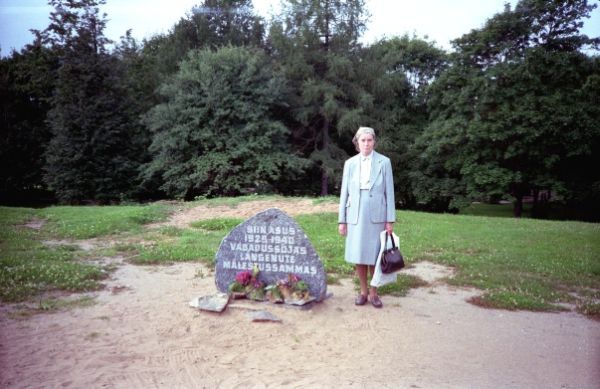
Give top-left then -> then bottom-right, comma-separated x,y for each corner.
338,223 -> 347,236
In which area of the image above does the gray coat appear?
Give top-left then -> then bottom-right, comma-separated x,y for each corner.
338,150 -> 396,225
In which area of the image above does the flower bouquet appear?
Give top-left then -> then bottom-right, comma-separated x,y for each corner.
228,265 -> 265,301
228,270 -> 314,305
267,274 -> 313,305
265,283 -> 284,303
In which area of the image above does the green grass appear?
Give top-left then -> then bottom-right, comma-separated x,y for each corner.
132,228 -> 226,264
296,213 -> 351,274
129,217 -> 244,264
310,195 -> 339,205
39,203 -> 171,238
296,208 -> 599,313
0,203 -> 171,301
461,203 -> 532,218
399,211 -> 599,312
191,218 -> 243,231
460,202 -> 596,223
1,197 -> 599,318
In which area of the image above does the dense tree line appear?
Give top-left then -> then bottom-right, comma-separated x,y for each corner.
1,0 -> 598,220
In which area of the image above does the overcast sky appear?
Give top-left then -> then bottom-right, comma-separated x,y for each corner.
1,0 -> 599,56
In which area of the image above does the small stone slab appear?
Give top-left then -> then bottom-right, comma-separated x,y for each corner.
285,296 -> 317,306
189,293 -> 230,313
228,303 -> 262,311
247,310 -> 282,323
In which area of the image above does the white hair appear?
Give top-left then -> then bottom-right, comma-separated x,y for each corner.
352,126 -> 377,151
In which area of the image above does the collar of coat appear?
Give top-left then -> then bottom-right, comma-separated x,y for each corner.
350,150 -> 384,190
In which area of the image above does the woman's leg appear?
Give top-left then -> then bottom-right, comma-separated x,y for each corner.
367,265 -> 378,297
357,265 -> 380,296
356,264 -> 369,296
356,265 -> 382,307
368,265 -> 382,307
370,286 -> 379,298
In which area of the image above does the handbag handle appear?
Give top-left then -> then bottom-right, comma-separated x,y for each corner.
386,232 -> 396,249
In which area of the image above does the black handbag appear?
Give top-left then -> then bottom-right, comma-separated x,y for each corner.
381,232 -> 405,274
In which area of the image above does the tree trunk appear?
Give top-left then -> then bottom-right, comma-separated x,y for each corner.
320,119 -> 331,196
321,170 -> 328,196
513,195 -> 523,218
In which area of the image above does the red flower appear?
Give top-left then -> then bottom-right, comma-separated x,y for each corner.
235,270 -> 252,286
289,274 -> 301,284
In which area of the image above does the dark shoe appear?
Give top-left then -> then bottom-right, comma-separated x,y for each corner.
355,294 -> 368,306
370,295 -> 383,308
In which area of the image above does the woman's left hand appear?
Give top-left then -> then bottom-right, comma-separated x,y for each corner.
385,222 -> 394,234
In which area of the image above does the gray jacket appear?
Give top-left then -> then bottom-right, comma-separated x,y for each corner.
338,150 -> 396,224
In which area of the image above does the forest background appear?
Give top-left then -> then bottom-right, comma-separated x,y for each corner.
1,0 -> 599,221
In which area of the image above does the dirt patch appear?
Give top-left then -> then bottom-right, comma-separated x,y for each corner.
22,218 -> 46,230
2,262 -> 598,388
42,238 -> 113,252
2,199 -> 599,388
148,199 -> 338,229
403,261 -> 455,284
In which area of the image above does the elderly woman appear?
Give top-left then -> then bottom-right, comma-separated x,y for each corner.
338,126 -> 395,308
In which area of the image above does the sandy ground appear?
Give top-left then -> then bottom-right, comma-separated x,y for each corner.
1,200 -> 599,389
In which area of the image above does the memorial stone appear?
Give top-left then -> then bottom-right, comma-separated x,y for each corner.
215,208 -> 327,302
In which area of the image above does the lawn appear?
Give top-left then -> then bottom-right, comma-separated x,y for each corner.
1,197 -> 598,317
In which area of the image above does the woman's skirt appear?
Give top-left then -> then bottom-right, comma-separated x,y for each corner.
344,190 -> 385,265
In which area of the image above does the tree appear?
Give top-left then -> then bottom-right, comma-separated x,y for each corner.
0,43 -> 56,204
359,35 -> 448,207
42,0 -> 144,203
268,0 -> 370,195
107,31 -> 163,200
140,0 -> 265,78
141,46 -> 307,199
413,0 -> 599,218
